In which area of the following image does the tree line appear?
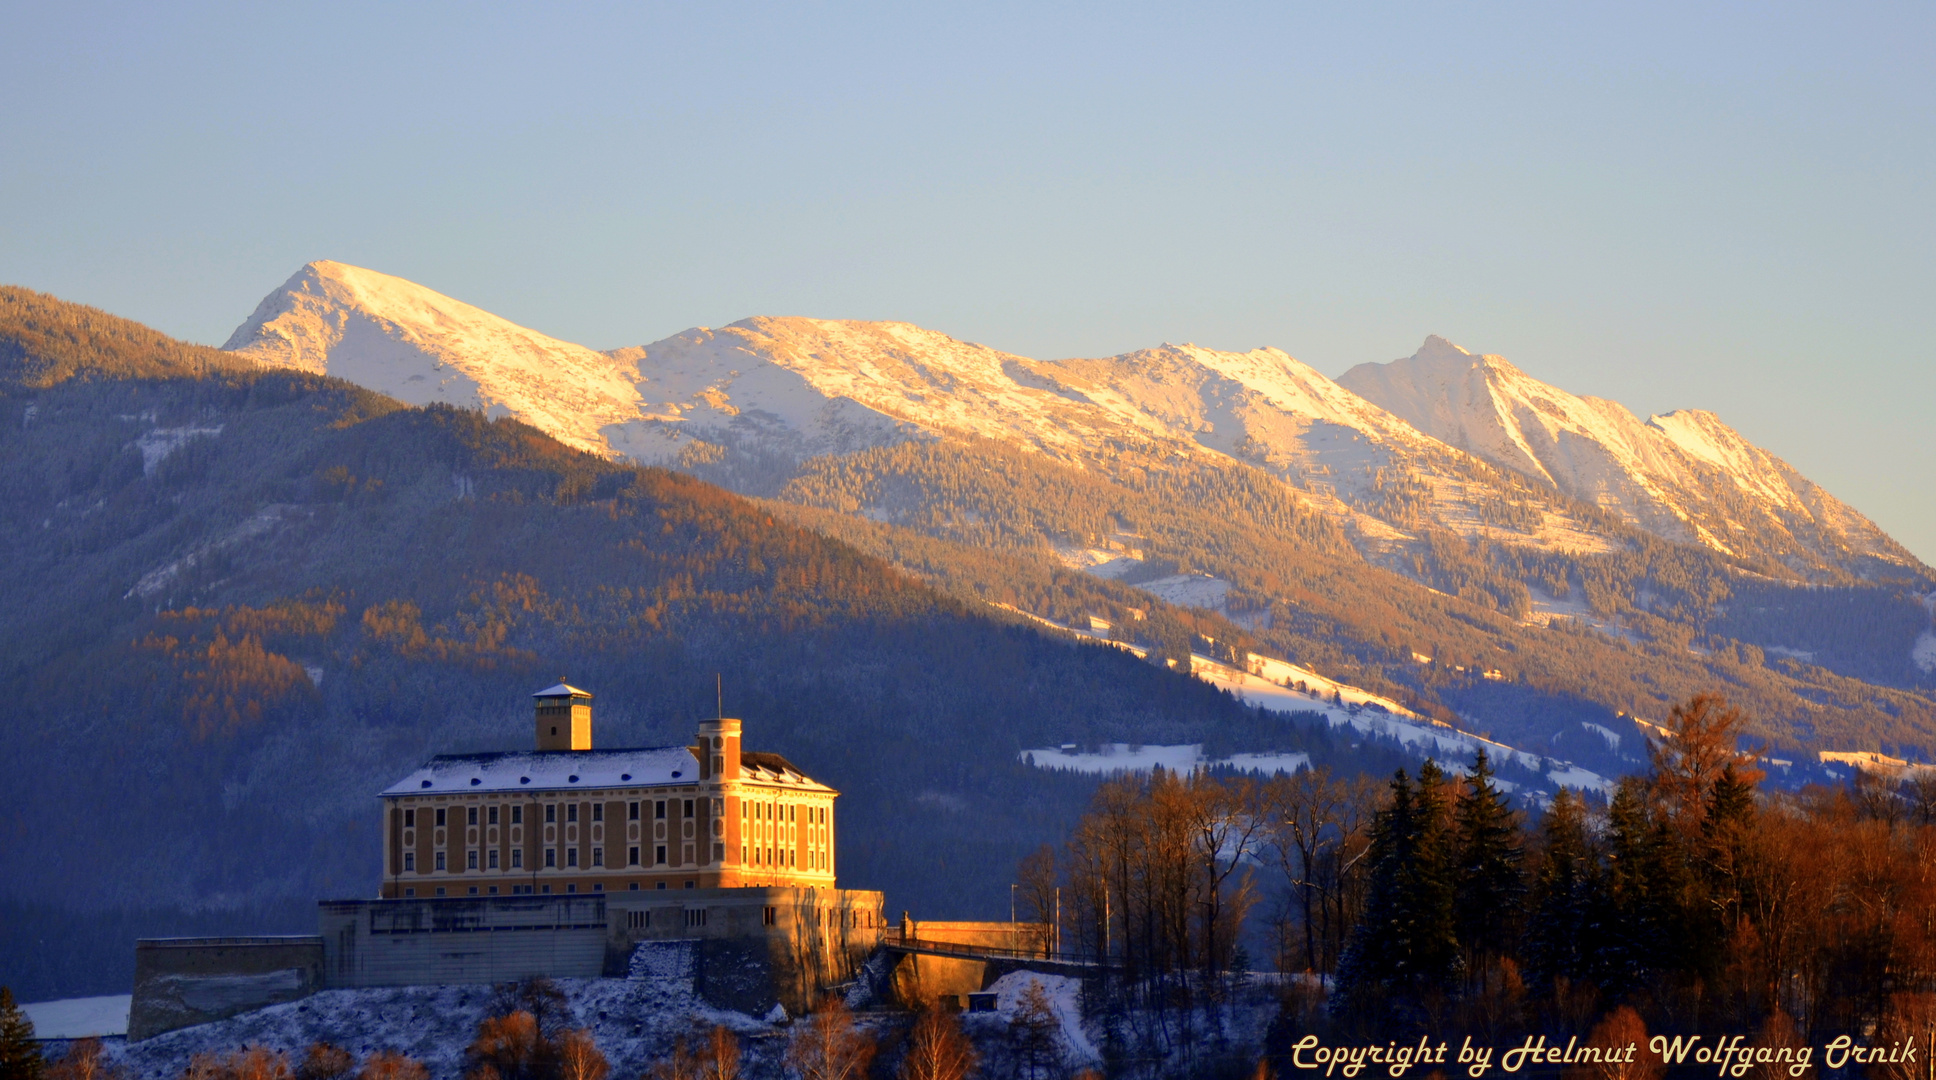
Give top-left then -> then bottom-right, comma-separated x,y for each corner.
1022,693 -> 1936,1059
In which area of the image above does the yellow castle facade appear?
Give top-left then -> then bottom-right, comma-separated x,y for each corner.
378,684 -> 838,898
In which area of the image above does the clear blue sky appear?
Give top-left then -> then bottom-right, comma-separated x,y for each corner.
4,2 -> 1931,563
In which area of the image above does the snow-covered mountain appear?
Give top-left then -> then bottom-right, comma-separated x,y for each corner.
1338,336 -> 1917,574
224,262 -> 642,457
223,263 -> 1918,581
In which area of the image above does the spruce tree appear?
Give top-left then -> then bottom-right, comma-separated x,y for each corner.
1524,790 -> 1599,995
1337,763 -> 1461,1019
0,987 -> 42,1080
1597,778 -> 1666,993
1406,760 -> 1462,987
1452,749 -> 1525,966
1336,769 -> 1416,1009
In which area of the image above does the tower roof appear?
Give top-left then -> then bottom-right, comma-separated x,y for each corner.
532,682 -> 593,698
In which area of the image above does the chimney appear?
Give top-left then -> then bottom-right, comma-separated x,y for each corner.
533,683 -> 593,751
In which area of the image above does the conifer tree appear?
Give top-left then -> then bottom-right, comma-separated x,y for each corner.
1525,791 -> 1599,995
1337,763 -> 1461,1016
1597,779 -> 1670,993
1335,768 -> 1416,1010
1407,760 -> 1462,985
1452,749 -> 1525,967
0,988 -> 41,1080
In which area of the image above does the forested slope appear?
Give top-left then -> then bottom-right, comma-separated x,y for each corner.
766,437 -> 1936,764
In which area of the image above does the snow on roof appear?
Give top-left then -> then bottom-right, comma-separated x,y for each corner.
381,747 -> 834,796
532,682 -> 592,698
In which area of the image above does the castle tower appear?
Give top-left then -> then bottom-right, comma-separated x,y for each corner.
533,683 -> 593,751
695,717 -> 741,782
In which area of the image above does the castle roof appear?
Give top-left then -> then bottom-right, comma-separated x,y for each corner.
532,682 -> 592,698
381,746 -> 833,796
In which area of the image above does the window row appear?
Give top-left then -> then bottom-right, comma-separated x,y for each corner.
403,843 -> 694,872
399,798 -> 706,830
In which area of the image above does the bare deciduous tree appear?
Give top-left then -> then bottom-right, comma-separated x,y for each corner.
897,1004 -> 976,1080
785,996 -> 875,1080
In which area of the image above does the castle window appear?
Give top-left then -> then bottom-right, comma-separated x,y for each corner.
567,849 -> 579,867
512,849 -> 523,868
627,910 -> 648,929
404,888 -> 415,897
629,846 -> 639,866
628,801 -> 639,821
592,804 -> 603,822
655,845 -> 666,865
683,799 -> 694,818
467,807 -> 478,826
435,852 -> 446,870
592,849 -> 603,866
545,849 -> 556,868
489,850 -> 499,869
404,853 -> 415,871
404,809 -> 415,828
713,843 -> 724,862
567,884 -> 576,893
655,800 -> 666,820
467,851 -> 478,870
545,805 -> 556,823
488,806 -> 499,825
436,808 -> 447,827
567,804 -> 578,823
511,806 -> 523,825
685,909 -> 707,927
763,906 -> 777,926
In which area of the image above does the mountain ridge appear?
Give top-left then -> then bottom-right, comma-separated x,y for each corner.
1338,337 -> 1915,575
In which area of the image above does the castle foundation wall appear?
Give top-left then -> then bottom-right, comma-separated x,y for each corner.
128,936 -> 324,1042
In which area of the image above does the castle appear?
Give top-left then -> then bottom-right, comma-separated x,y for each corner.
379,684 -> 836,897
131,687 -> 888,1039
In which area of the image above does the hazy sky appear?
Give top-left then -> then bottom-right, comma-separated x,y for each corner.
3,2 -> 1931,562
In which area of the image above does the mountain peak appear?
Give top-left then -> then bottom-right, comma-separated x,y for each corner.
1415,334 -> 1474,361
224,262 -> 642,457
1339,342 -> 1916,573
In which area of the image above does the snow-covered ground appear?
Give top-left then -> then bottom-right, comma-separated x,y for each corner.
22,995 -> 130,1039
79,948 -> 1275,1080
1021,744 -> 1310,777
978,972 -> 1099,1066
1003,604 -> 1614,795
101,943 -> 788,1080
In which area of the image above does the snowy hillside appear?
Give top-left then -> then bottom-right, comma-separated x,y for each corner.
1339,336 -> 1917,573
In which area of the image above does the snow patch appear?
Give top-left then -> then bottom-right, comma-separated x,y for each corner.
1137,573 -> 1229,610
982,971 -> 1099,1066
127,505 -> 305,600
1580,722 -> 1622,751
21,995 -> 130,1039
1020,744 -> 1310,777
135,426 -> 223,475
